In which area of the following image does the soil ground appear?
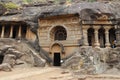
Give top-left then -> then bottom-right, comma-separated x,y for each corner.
0,67 -> 73,80
0,67 -> 120,80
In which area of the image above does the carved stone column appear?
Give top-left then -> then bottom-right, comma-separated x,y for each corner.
82,25 -> 89,46
1,25 -> 5,38
9,25 -> 13,38
26,27 -> 30,39
18,25 -> 21,38
83,29 -> 89,46
105,27 -> 110,47
94,26 -> 100,47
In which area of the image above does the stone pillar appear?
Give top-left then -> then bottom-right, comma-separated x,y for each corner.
83,29 -> 89,46
9,25 -> 13,38
94,26 -> 100,47
26,27 -> 30,39
18,25 -> 21,38
105,27 -> 110,47
82,26 -> 89,46
1,25 -> 5,38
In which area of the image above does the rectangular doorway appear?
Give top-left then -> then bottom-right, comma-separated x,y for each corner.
53,53 -> 61,66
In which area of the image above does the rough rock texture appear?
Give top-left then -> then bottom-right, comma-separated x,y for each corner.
0,2 -> 120,23
3,54 -> 16,67
106,47 -> 120,69
0,3 -> 6,15
0,39 -> 46,71
62,46 -> 120,75
0,63 -> 12,72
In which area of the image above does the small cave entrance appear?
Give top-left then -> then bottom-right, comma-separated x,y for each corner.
4,25 -> 11,38
0,55 -> 4,64
21,25 -> 27,38
12,26 -> 19,38
53,53 -> 61,66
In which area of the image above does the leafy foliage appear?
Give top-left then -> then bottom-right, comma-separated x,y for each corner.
0,2 -> 19,9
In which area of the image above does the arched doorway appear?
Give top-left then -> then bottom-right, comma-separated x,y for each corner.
109,28 -> 116,47
50,42 -> 64,66
87,28 -> 95,46
50,26 -> 67,41
99,27 -> 105,48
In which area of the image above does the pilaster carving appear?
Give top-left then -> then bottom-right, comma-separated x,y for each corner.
9,25 -> 13,38
1,25 -> 5,38
104,27 -> 111,47
93,26 -> 100,47
83,29 -> 89,46
18,25 -> 21,38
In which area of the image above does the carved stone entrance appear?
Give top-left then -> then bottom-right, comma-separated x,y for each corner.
50,42 -> 65,66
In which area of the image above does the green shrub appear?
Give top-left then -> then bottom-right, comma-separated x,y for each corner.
4,2 -> 19,9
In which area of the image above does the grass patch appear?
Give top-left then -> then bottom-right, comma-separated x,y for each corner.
0,2 -> 19,10
4,2 -> 19,9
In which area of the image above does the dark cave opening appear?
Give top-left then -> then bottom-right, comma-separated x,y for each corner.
0,55 -> 4,64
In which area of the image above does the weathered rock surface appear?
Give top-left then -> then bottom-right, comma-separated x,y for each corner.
0,3 -> 6,15
0,39 -> 46,71
0,2 -> 120,23
62,46 -> 120,75
0,63 -> 12,72
3,54 -> 16,67
106,47 -> 120,69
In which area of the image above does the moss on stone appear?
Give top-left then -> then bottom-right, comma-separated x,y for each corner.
4,2 -> 19,9
0,2 -> 19,10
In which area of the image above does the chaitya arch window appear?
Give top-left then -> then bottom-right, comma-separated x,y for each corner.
50,26 -> 67,41
54,26 -> 67,41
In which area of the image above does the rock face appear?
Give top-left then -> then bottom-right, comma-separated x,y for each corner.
106,47 -> 120,69
0,4 -> 6,15
3,54 -> 16,67
62,46 -> 120,75
0,63 -> 12,72
0,39 -> 46,71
